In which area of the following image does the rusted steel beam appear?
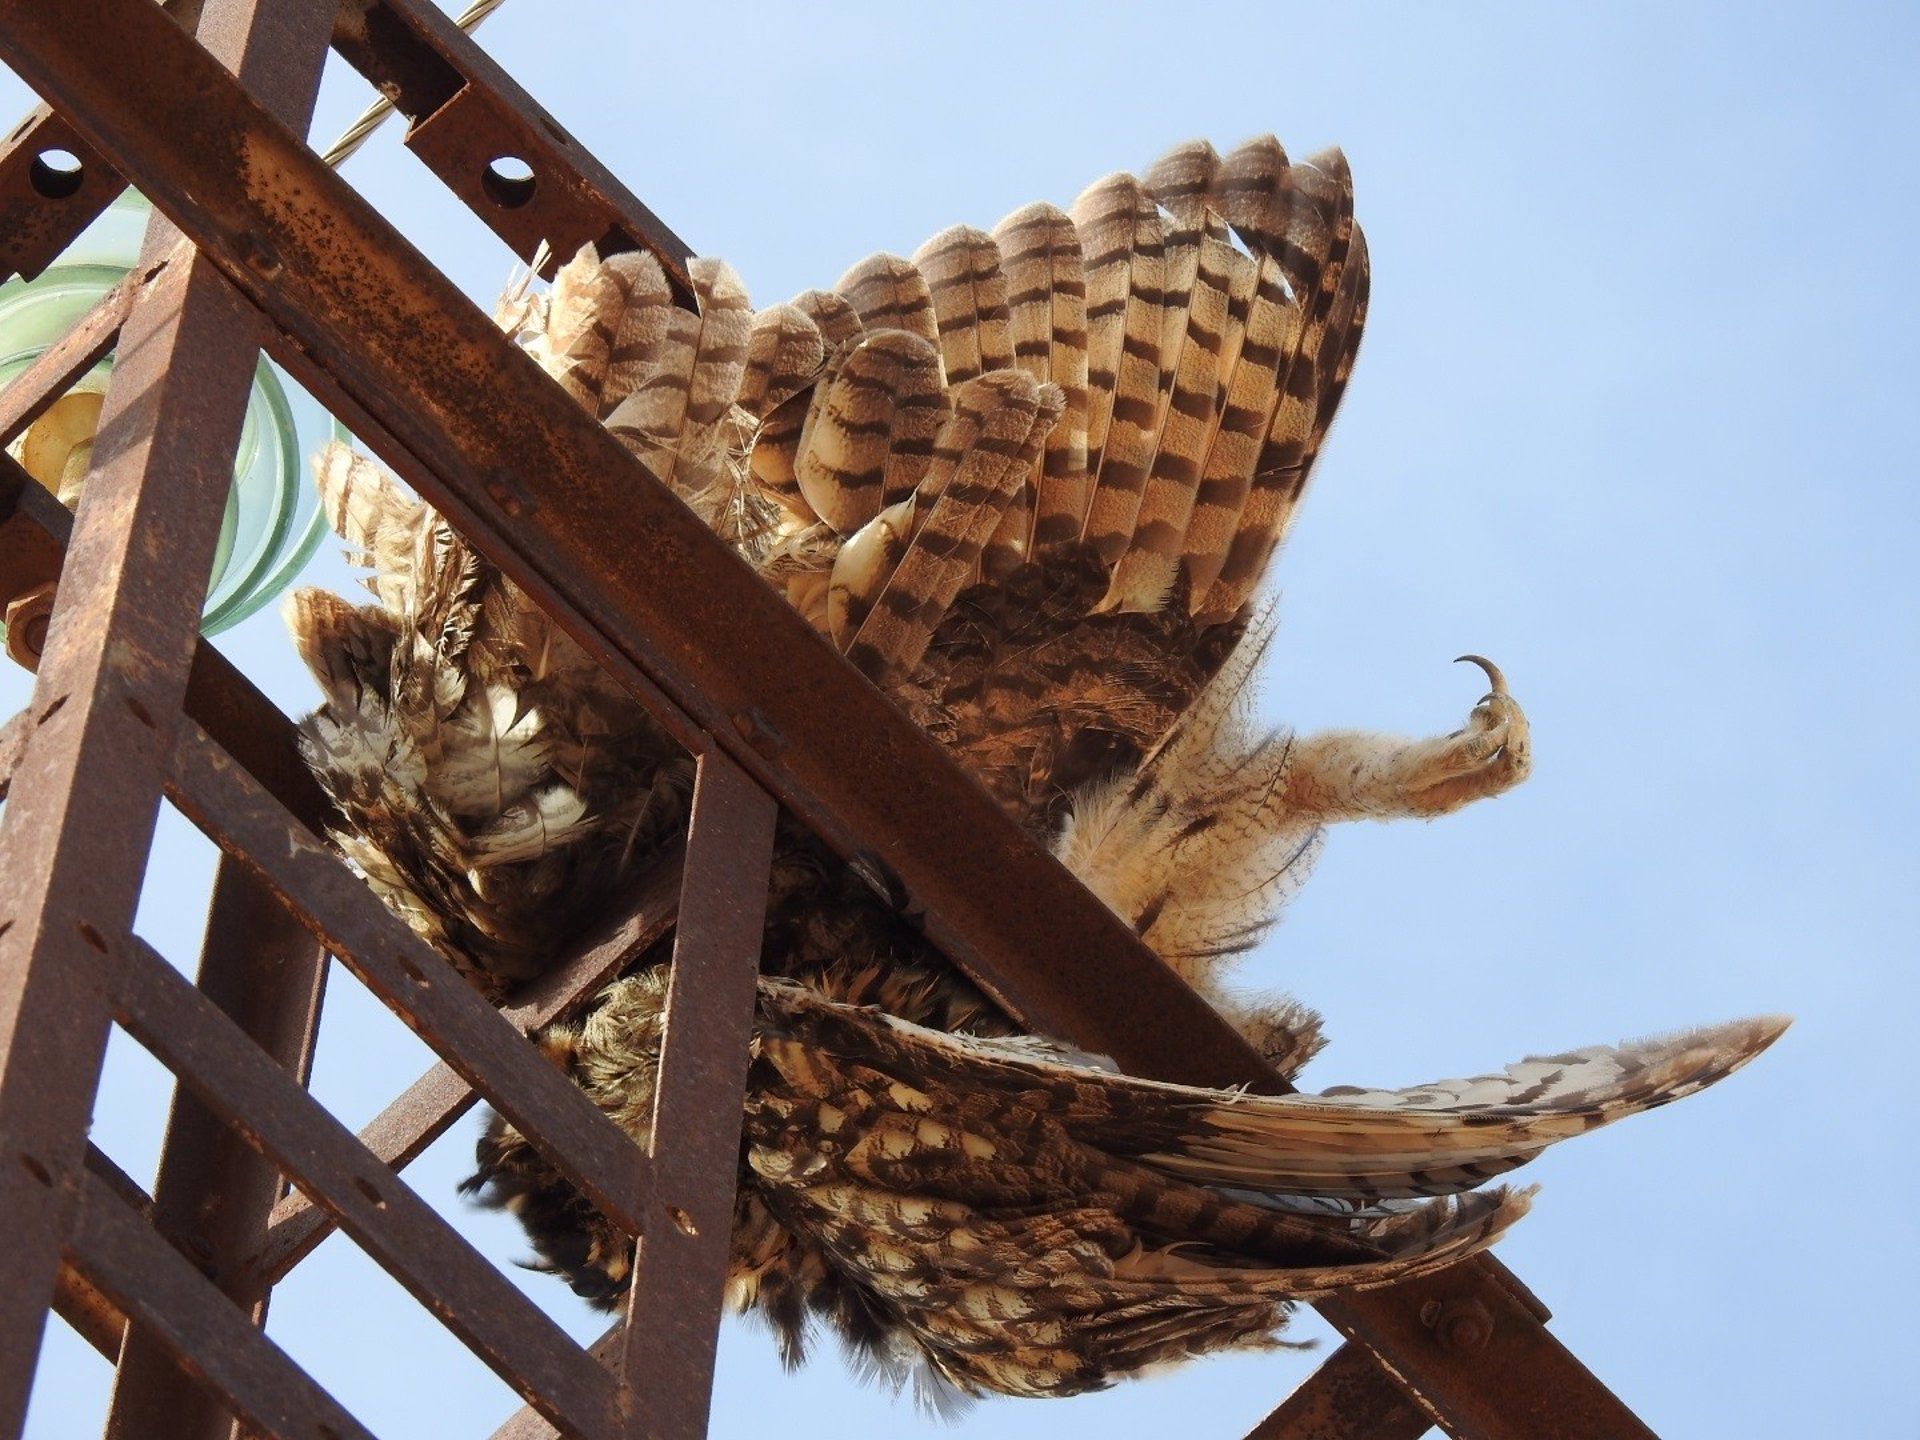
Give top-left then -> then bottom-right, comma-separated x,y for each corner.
0,707 -> 26,797
1248,1341 -> 1434,1440
332,0 -> 693,288
0,0 -> 331,1419
619,753 -> 776,1439
66,1164 -> 375,1440
4,0 -> 695,291
52,1259 -> 127,1361
0,458 -> 69,659
111,929 -> 622,1439
1315,1279 -> 1656,1440
104,853 -> 331,1440
48,1145 -> 157,1363
162,715 -> 653,1240
234,844 -> 683,1296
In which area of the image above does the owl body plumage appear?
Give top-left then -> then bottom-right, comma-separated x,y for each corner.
289,136 -> 1781,1402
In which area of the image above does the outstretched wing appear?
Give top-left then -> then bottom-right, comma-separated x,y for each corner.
730,979 -> 1781,1396
291,136 -> 1369,1009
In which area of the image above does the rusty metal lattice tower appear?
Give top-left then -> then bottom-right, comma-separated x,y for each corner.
0,2 -> 1669,1436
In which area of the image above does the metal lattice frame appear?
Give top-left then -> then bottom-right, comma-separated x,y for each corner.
0,2 -> 1666,1436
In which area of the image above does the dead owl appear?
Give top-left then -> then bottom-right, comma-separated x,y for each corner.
287,136 -> 1783,1401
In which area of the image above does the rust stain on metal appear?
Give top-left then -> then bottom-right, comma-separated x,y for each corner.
1245,1340 -> 1434,1440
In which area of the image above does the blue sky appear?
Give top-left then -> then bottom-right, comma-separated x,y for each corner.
5,2 -> 1914,1435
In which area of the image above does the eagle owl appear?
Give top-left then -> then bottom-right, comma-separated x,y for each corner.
288,136 -> 1782,1403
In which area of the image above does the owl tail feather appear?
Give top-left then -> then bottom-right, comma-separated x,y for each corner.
1150,1015 -> 1790,1200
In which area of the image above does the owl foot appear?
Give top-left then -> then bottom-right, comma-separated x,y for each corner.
1281,657 -> 1532,823
1393,655 -> 1532,816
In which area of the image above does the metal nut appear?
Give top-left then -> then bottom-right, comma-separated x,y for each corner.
1431,1298 -> 1494,1352
5,582 -> 57,672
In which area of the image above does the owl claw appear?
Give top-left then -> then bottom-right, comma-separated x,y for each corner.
1404,658 -> 1530,812
1453,653 -> 1508,697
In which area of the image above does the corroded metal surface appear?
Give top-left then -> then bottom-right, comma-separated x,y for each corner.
1248,1341 -> 1434,1440
618,753 -> 776,1440
113,931 -> 622,1437
103,855 -> 331,1440
68,1165 -> 375,1440
0,104 -> 120,282
333,0 -> 694,288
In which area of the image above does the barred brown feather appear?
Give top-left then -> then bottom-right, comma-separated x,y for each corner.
835,253 -> 941,353
1075,174 -> 1172,565
993,201 -> 1091,547
912,225 -> 1014,386
845,371 -> 1062,682
795,329 -> 949,535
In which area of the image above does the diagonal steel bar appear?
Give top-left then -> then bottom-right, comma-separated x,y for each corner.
111,930 -> 621,1438
233,844 -> 683,1297
490,1326 -> 623,1440
619,753 -> 776,1439
332,0 -> 693,288
1248,1341 -> 1435,1440
0,266 -> 139,444
104,852 -> 331,1440
0,3 -> 331,1428
67,1165 -> 375,1440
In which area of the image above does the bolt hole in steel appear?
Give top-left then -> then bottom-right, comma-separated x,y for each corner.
28,148 -> 84,200
481,156 -> 537,209
124,695 -> 155,729
18,1152 -> 53,1186
75,920 -> 108,953
352,1176 -> 387,1210
666,1205 -> 698,1238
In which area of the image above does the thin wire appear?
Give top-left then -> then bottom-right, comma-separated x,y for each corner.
317,0 -> 510,170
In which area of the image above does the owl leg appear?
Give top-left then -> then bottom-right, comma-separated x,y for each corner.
1281,656 -> 1530,822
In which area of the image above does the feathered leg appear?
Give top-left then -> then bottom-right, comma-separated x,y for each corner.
1284,656 -> 1531,822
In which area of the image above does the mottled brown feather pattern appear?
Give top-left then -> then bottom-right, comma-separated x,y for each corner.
288,135 -> 1777,1408
474,980 -> 1778,1399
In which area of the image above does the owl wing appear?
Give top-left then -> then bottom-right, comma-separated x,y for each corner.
762,979 -> 1789,1201
744,977 -> 1527,1398
743,979 -> 1782,1396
